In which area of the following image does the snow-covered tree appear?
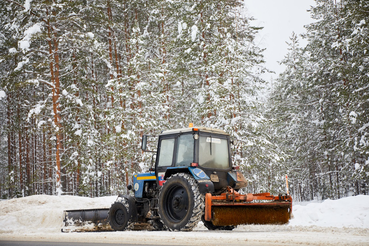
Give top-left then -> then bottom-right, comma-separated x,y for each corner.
0,0 -> 279,198
269,0 -> 369,200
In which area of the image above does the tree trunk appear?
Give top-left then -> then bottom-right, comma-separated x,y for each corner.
7,92 -> 13,197
17,92 -> 23,196
47,11 -> 62,195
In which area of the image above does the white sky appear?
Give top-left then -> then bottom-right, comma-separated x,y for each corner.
243,0 -> 316,80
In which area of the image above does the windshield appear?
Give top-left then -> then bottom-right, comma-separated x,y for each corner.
198,136 -> 229,169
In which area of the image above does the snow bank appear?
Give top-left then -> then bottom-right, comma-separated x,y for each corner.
289,195 -> 369,228
0,195 -> 116,234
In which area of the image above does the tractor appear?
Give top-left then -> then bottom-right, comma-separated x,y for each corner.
63,126 -> 292,232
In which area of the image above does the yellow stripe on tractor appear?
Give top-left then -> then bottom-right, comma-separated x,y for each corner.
137,176 -> 156,180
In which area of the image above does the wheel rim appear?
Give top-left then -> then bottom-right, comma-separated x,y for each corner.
114,209 -> 126,225
164,184 -> 190,222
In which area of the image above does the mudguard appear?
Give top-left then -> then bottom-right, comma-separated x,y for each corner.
117,194 -> 138,222
133,167 -> 215,197
227,170 -> 248,190
160,166 -> 214,194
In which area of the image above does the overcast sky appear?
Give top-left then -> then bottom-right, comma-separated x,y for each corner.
243,0 -> 316,80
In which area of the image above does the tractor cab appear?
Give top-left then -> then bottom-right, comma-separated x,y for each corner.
142,126 -> 246,194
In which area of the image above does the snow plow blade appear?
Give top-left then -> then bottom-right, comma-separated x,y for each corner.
204,190 -> 292,226
62,208 -> 113,232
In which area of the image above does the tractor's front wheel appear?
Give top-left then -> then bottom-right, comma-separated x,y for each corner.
158,173 -> 204,231
109,201 -> 129,231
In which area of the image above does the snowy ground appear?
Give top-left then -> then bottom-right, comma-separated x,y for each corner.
0,195 -> 369,245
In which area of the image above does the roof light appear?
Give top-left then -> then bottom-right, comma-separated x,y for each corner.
190,163 -> 199,167
189,123 -> 194,127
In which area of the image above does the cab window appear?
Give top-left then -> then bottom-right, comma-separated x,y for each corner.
175,134 -> 194,166
199,136 -> 229,169
157,138 -> 175,167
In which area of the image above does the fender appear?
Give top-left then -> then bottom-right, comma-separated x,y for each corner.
116,194 -> 138,222
161,166 -> 214,194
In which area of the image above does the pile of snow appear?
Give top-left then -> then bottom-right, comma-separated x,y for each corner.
289,195 -> 369,228
0,195 -> 116,234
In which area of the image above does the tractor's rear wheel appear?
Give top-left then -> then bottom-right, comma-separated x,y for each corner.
109,201 -> 129,231
158,173 -> 204,231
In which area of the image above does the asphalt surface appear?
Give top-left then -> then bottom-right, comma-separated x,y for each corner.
0,242 -> 168,246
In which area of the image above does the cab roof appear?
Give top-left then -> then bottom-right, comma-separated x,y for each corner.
160,127 -> 229,136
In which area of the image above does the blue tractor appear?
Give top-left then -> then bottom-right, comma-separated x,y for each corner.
63,126 -> 292,232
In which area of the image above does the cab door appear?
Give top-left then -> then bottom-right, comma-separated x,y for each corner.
155,135 -> 176,185
155,133 -> 196,185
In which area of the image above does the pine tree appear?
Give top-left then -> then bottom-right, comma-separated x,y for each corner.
0,0 -> 274,198
269,0 -> 369,200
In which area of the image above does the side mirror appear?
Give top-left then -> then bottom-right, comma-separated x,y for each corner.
141,135 -> 148,151
141,134 -> 157,153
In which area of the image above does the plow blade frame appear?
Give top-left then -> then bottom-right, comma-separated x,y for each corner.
205,191 -> 292,226
62,208 -> 112,232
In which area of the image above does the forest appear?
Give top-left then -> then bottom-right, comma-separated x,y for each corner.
0,0 -> 368,201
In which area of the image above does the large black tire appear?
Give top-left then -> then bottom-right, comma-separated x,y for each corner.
109,201 -> 129,231
201,215 -> 235,231
158,173 -> 204,231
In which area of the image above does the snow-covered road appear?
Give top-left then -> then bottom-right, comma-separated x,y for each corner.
1,195 -> 368,245
1,226 -> 368,246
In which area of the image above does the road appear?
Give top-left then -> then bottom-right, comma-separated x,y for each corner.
0,242 -> 175,246
0,242 -> 148,246
1,226 -> 369,246
0,240 -> 266,246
